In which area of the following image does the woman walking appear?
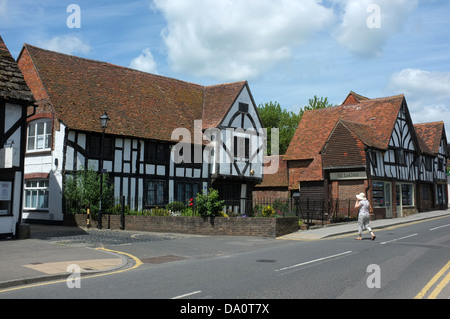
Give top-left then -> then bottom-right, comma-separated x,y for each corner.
355,193 -> 376,240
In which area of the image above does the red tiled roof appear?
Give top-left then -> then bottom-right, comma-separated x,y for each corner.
0,36 -> 34,103
256,155 -> 288,188
285,94 -> 405,161
414,121 -> 445,155
202,82 -> 246,129
19,44 -> 247,142
285,93 -> 406,187
342,91 -> 370,105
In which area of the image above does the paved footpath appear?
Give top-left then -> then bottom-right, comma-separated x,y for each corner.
0,226 -> 178,289
279,209 -> 450,240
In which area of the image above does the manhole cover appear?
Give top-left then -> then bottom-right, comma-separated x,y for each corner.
141,255 -> 187,264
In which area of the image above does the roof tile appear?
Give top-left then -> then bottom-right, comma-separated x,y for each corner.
0,36 -> 34,103
20,44 -> 246,142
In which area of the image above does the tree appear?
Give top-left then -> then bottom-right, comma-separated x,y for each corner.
257,101 -> 300,155
299,95 -> 333,119
64,166 -> 114,215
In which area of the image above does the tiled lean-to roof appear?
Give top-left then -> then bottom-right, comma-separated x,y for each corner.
18,44 -> 247,142
0,36 -> 34,103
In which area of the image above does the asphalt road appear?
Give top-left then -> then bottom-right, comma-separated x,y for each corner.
1,215 -> 449,302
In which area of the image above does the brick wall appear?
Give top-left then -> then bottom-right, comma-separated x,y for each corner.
253,188 -> 290,201
17,48 -> 49,102
338,180 -> 365,200
67,214 -> 299,238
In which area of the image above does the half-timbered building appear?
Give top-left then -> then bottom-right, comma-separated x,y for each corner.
0,36 -> 35,237
414,122 -> 448,211
17,44 -> 264,223
284,92 -> 448,220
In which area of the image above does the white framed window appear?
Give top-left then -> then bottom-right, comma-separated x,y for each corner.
396,183 -> 414,206
27,119 -> 52,152
24,180 -> 49,210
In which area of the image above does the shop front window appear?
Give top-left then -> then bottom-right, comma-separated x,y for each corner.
396,183 -> 414,207
372,181 -> 385,207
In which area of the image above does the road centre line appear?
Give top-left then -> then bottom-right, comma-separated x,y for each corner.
429,224 -> 450,231
172,291 -> 202,299
379,233 -> 418,245
275,251 -> 353,272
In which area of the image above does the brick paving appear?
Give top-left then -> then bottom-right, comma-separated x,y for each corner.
30,225 -> 177,247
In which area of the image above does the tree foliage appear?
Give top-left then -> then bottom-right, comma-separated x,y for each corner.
64,166 -> 114,215
258,96 -> 333,155
257,101 -> 300,155
195,188 -> 225,219
299,95 -> 333,119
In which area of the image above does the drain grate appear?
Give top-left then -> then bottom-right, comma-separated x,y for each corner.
141,255 -> 187,264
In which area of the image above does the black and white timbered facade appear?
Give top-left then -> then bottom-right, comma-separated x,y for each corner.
17,44 -> 264,223
0,36 -> 34,237
286,92 -> 448,220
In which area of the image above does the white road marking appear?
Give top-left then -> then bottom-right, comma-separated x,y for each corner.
430,224 -> 450,231
380,233 -> 418,245
172,291 -> 202,299
275,251 -> 353,272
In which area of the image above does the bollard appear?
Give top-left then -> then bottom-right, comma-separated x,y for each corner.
86,205 -> 91,228
120,195 -> 125,230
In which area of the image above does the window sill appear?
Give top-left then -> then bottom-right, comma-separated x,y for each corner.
26,150 -> 52,156
23,209 -> 49,213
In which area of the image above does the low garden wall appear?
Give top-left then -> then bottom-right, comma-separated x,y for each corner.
65,214 -> 299,238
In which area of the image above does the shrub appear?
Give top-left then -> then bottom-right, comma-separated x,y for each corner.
261,205 -> 276,218
196,188 -> 225,219
64,166 -> 114,215
151,207 -> 170,216
166,201 -> 186,214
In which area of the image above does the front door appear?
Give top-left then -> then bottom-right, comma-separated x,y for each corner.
396,184 -> 403,218
385,182 -> 393,218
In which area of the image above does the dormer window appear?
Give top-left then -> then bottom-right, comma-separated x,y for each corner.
27,119 -> 52,152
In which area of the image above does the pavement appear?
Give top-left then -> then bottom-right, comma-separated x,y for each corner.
279,208 -> 450,240
0,209 -> 449,291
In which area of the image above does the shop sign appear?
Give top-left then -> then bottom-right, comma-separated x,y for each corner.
330,171 -> 367,180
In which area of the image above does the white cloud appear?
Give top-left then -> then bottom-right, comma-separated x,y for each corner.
332,0 -> 418,58
153,0 -> 334,81
38,35 -> 91,55
129,48 -> 159,74
389,68 -> 450,134
390,68 -> 450,104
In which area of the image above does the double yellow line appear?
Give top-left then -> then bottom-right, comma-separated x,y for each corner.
415,261 -> 450,299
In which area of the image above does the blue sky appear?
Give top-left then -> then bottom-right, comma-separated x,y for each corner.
1,0 -> 449,138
